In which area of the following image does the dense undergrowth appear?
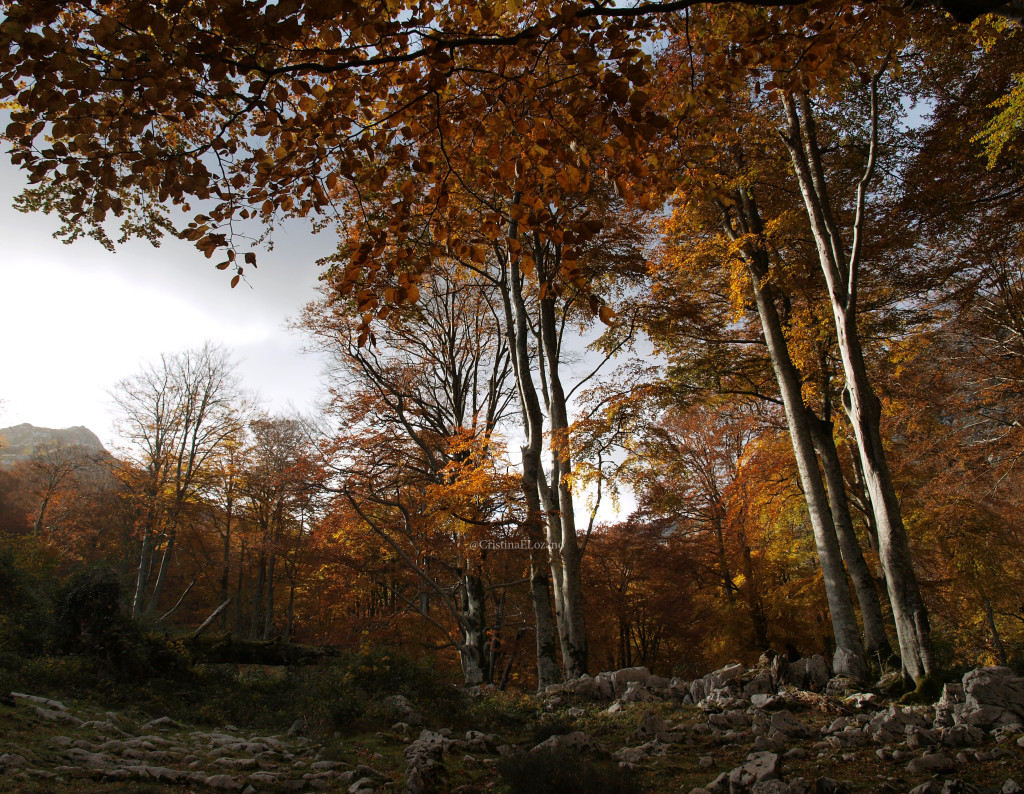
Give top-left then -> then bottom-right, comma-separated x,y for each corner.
0,546 -> 462,738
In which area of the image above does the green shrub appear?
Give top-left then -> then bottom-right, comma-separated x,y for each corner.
465,690 -> 539,732
0,545 -> 55,656
497,748 -> 641,794
531,713 -> 578,743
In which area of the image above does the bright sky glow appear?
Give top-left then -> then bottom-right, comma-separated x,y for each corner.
0,160 -> 333,450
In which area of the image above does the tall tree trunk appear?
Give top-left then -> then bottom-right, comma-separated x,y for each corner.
782,92 -> 934,681
499,246 -> 561,688
530,559 -> 561,689
458,571 -> 488,686
712,513 -> 735,603
724,189 -> 868,680
221,493 -> 233,630
537,459 -> 571,671
807,414 -> 896,666
250,553 -> 266,641
145,527 -> 177,616
33,493 -> 52,536
980,588 -> 1007,666
538,292 -> 588,678
284,576 -> 296,642
742,541 -> 770,649
132,528 -> 155,618
263,550 -> 276,640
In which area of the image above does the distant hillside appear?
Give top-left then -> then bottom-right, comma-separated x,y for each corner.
0,423 -> 106,467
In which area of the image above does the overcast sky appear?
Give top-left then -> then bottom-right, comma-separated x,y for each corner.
0,159 -> 334,451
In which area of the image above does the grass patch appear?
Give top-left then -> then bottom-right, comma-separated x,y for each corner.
497,747 -> 641,794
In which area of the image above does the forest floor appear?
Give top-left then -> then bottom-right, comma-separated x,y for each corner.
1,663 -> 1023,793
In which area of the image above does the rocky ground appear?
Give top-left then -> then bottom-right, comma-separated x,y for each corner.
1,658 -> 1023,793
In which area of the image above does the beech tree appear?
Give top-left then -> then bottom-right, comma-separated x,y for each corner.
303,266 -> 535,685
110,342 -> 242,618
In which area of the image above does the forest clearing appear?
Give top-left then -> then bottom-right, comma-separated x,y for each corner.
2,0 -> 1024,790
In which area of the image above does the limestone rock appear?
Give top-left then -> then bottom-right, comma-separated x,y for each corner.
906,751 -> 956,775
959,667 -> 1024,729
726,751 -> 781,791
770,710 -> 815,739
530,731 -> 605,755
383,694 -> 425,727
203,774 -> 243,790
751,781 -> 792,794
788,655 -> 831,692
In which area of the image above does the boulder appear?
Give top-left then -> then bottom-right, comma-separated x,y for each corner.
743,670 -> 776,699
530,731 -> 605,755
751,782 -> 792,794
959,667 -> 1024,729
612,739 -> 664,764
769,711 -> 815,740
831,647 -> 867,683
403,730 -> 450,794
620,681 -> 658,704
629,710 -> 680,744
383,695 -> 425,727
843,693 -> 881,710
611,667 -> 652,696
905,752 -> 956,775
788,655 -> 831,692
727,751 -> 781,791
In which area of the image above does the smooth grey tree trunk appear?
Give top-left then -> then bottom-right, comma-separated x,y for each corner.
724,189 -> 867,679
498,245 -> 561,688
782,92 -> 934,681
808,415 -> 895,665
132,528 -> 155,618
538,293 -> 589,678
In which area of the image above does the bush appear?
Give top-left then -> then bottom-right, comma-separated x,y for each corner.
0,545 -> 56,656
464,690 -> 539,732
531,713 -> 578,743
498,748 -> 641,794
53,566 -> 187,678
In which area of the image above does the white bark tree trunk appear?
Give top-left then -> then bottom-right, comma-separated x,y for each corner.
780,90 -> 934,681
724,189 -> 867,679
807,414 -> 895,665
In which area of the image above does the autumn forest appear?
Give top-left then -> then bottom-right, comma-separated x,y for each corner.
1,0 -> 1024,791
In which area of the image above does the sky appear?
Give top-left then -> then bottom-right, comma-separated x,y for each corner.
0,159 -> 637,521
0,159 -> 334,451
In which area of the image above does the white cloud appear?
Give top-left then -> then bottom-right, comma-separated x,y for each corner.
0,160 -> 332,449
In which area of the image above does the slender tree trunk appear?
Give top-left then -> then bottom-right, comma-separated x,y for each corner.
146,526 -> 177,616
742,541 -> 770,649
537,460 -> 571,670
132,528 -> 155,619
499,247 -> 561,688
235,538 -> 246,632
499,628 -> 527,691
530,559 -> 561,688
33,492 -> 52,536
538,292 -> 588,678
712,513 -> 735,603
221,494 -> 233,630
725,190 -> 867,680
782,92 -> 934,681
263,550 -> 276,640
250,553 -> 265,640
808,415 -> 896,665
980,588 -> 1007,666
284,576 -> 296,642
